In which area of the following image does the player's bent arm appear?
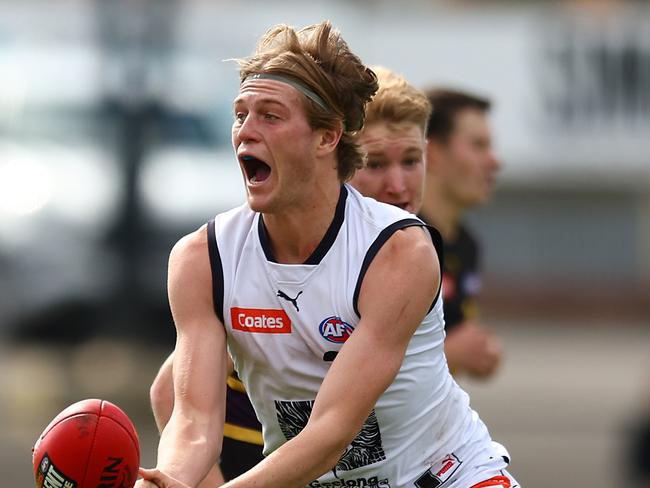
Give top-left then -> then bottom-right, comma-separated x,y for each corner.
152,227 -> 229,487
222,226 -> 439,488
309,226 -> 440,458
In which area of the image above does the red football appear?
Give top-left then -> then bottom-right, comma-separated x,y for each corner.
32,398 -> 140,488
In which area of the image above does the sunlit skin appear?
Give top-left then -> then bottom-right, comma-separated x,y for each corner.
350,121 -> 426,214
232,78 -> 342,263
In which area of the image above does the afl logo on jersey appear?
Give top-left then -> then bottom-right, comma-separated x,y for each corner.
319,316 -> 354,343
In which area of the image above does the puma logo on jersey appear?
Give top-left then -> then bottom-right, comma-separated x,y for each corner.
415,453 -> 462,488
277,290 -> 303,312
231,308 -> 292,333
319,316 -> 354,343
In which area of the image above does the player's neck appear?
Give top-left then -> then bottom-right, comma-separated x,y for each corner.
419,190 -> 462,242
262,181 -> 342,264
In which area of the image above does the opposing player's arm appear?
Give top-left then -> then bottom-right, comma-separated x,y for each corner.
152,226 -> 229,487
222,226 -> 439,488
445,321 -> 501,378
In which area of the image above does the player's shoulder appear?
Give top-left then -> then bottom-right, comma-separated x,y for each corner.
384,225 -> 437,265
169,225 -> 210,273
170,201 -> 254,271
173,224 -> 207,252
360,225 -> 439,315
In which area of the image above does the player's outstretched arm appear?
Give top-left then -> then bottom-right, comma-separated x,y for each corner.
136,226 -> 229,488
149,351 -> 228,487
222,226 -> 439,488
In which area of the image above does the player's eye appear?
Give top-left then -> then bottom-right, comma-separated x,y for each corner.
264,113 -> 279,121
403,158 -> 419,167
473,139 -> 489,151
234,112 -> 247,123
366,160 -> 384,170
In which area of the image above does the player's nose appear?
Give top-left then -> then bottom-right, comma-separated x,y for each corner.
486,149 -> 501,172
234,115 -> 261,145
384,166 -> 407,195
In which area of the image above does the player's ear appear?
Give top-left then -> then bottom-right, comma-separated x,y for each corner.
315,124 -> 343,157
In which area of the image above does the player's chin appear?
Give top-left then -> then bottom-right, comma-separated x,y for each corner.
477,189 -> 492,204
388,201 -> 411,212
246,192 -> 275,214
404,202 -> 418,214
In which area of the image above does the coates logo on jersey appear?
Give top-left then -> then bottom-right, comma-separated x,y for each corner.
231,308 -> 292,334
319,316 -> 354,343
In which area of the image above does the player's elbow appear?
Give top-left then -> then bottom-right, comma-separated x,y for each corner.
150,373 -> 171,411
150,367 -> 175,432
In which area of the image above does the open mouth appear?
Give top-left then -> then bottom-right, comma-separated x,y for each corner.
241,155 -> 271,183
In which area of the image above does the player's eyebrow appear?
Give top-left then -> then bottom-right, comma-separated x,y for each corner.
233,97 -> 290,112
403,147 -> 424,157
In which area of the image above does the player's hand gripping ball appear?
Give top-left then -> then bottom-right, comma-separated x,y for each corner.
32,398 -> 140,488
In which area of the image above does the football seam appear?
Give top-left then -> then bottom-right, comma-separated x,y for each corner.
100,401 -> 140,458
81,405 -> 102,485
104,415 -> 141,465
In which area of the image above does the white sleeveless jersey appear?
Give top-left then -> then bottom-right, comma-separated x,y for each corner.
208,185 -> 497,488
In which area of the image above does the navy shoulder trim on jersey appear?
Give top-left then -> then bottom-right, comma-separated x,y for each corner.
257,214 -> 273,262
353,219 -> 444,318
427,224 -> 444,309
207,219 -> 225,324
427,224 -> 444,271
304,185 -> 347,264
258,185 -> 348,265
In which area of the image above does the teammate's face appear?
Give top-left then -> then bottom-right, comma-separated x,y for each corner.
428,108 -> 500,209
351,121 -> 426,214
232,79 -> 323,213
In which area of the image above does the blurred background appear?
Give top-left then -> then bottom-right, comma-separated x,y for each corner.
1,0 -> 649,486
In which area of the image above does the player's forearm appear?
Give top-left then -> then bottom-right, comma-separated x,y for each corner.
223,418 -> 347,488
157,414 -> 222,487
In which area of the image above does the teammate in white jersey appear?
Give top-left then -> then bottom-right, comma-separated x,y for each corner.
136,21 -> 518,488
